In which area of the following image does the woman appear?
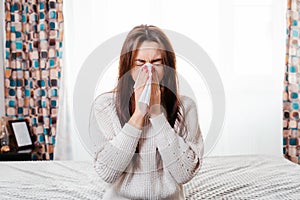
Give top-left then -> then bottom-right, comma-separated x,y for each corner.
90,25 -> 204,200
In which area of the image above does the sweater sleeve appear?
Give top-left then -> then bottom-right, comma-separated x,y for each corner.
150,96 -> 204,184
90,93 -> 142,184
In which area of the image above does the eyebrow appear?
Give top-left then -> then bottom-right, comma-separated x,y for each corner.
135,58 -> 162,63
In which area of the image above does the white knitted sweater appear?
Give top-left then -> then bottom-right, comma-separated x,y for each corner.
92,92 -> 204,200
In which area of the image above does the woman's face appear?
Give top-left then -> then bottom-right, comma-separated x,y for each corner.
131,41 -> 164,82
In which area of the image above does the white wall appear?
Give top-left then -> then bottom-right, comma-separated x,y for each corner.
62,0 -> 285,160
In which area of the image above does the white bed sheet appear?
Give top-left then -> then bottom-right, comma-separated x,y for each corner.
0,155 -> 299,199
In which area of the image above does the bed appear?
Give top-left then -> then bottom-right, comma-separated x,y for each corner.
0,155 -> 299,199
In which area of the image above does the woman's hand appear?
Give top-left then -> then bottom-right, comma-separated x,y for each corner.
129,65 -> 149,129
133,65 -> 150,114
149,67 -> 162,117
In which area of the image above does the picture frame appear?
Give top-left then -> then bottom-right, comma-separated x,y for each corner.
7,119 -> 33,151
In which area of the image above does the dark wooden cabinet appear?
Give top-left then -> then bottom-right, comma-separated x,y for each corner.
0,151 -> 32,161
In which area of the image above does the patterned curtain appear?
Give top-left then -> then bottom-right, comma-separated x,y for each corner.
283,0 -> 300,164
3,0 -> 64,160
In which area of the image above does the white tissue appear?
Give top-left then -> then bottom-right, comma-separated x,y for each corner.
133,63 -> 158,115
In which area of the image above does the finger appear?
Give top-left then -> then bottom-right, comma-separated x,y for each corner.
151,76 -> 161,94
151,68 -> 160,84
151,84 -> 161,95
150,84 -> 161,106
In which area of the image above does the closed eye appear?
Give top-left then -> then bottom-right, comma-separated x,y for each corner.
135,59 -> 145,66
151,58 -> 163,66
151,58 -> 162,64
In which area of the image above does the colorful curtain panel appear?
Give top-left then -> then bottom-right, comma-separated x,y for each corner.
3,0 -> 63,160
284,0 -> 300,164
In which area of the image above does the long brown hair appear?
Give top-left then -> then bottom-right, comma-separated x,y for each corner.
114,24 -> 186,170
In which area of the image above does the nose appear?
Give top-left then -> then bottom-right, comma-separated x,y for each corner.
144,62 -> 154,71
145,63 -> 153,68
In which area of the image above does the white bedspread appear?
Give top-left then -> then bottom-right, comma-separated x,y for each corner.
0,155 -> 299,199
